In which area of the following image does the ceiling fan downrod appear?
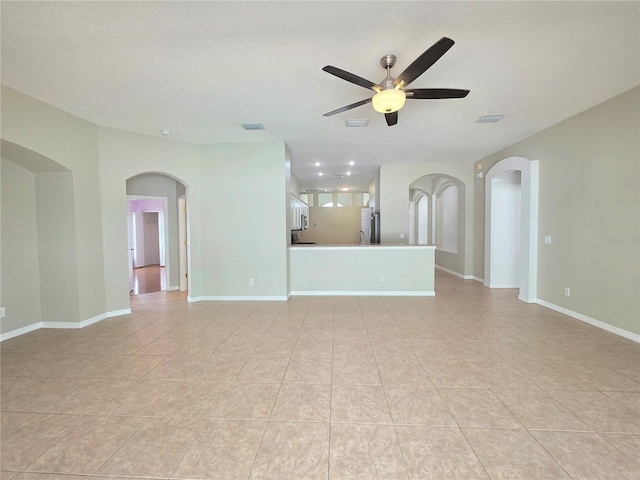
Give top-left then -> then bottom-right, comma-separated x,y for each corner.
379,54 -> 397,91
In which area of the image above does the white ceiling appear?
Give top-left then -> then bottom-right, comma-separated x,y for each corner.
2,1 -> 638,192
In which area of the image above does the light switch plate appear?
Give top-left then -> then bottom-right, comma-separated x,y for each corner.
544,235 -> 552,244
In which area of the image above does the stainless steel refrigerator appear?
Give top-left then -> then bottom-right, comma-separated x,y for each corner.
370,213 -> 380,244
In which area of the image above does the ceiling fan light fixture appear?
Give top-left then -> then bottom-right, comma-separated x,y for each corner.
372,89 -> 406,114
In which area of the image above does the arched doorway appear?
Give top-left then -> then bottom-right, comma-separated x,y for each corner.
126,173 -> 188,295
484,156 -> 539,302
409,174 -> 466,277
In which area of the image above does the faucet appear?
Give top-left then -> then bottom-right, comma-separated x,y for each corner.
357,231 -> 365,244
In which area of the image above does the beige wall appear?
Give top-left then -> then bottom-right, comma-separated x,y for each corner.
302,206 -> 363,245
474,86 -> 639,335
290,246 -> 435,294
197,142 -> 289,299
35,171 -> 80,324
1,159 -> 42,333
1,86 -> 105,324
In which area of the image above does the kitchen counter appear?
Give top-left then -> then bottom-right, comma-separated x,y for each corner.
289,243 -> 435,296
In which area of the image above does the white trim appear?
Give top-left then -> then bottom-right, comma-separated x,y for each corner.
41,321 -> 83,329
290,245 -> 436,251
0,309 -> 131,342
42,311 -> 108,329
289,291 -> 435,297
537,299 -> 640,343
0,322 -> 41,342
188,295 -> 289,302
518,294 -> 537,304
80,312 -> 108,327
472,276 -> 484,283
435,265 -> 473,280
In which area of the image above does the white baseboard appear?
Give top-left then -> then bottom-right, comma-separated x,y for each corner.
188,295 -> 289,302
537,299 -> 640,343
435,265 -> 474,280
289,291 -> 436,297
472,276 -> 484,283
0,308 -> 132,342
0,322 -> 41,342
518,294 -> 537,304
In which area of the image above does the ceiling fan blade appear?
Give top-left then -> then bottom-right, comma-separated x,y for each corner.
393,37 -> 455,88
385,111 -> 398,126
323,66 -> 381,91
323,98 -> 372,117
406,88 -> 470,99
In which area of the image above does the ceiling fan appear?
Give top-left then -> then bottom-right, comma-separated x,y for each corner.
322,37 -> 469,126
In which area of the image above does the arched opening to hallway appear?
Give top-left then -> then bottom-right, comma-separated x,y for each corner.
126,173 -> 189,295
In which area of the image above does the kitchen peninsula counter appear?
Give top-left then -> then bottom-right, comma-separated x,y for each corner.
289,243 -> 436,296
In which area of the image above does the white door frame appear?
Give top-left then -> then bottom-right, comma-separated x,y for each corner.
484,156 -> 539,303
127,195 -> 170,291
178,195 -> 188,291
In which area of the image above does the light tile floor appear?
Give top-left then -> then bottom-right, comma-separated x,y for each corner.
1,271 -> 639,479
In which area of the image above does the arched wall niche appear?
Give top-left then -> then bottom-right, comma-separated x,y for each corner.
484,156 -> 539,303
409,173 -> 466,275
1,139 -> 81,337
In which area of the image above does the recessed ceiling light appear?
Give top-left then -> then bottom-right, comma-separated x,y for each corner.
475,115 -> 506,123
160,129 -> 171,136
346,171 -> 352,176
318,172 -> 324,176
340,186 -> 350,191
313,162 -> 321,167
348,161 -> 356,166
241,123 -> 265,130
345,119 -> 369,127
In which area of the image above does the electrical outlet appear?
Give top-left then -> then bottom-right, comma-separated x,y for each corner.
544,235 -> 552,244
249,278 -> 254,286
0,307 -> 4,318
380,275 -> 386,282
400,233 -> 405,239
564,287 -> 570,297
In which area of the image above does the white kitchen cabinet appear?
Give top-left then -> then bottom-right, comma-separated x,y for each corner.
290,194 -> 309,230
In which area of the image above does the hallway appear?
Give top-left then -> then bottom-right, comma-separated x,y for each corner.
131,265 -> 166,295
1,271 -> 639,479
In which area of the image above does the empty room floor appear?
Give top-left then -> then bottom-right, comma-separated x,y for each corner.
1,271 -> 639,479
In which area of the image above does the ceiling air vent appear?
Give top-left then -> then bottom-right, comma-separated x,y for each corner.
241,123 -> 265,130
345,119 -> 369,127
304,189 -> 327,193
475,115 -> 506,123
333,175 -> 344,179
